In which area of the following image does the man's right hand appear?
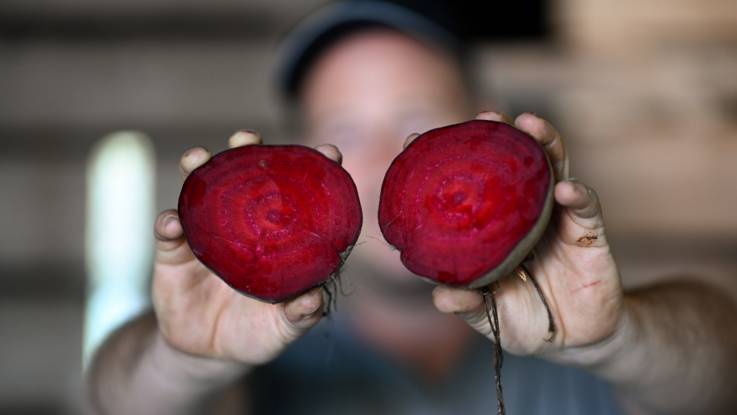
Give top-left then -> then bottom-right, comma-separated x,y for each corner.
152,130 -> 340,365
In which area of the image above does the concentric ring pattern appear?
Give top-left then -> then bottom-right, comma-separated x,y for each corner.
379,120 -> 551,286
179,145 -> 362,303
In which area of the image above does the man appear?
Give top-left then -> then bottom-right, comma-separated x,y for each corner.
88,2 -> 737,414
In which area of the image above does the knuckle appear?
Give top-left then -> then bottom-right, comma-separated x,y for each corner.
181,147 -> 199,161
154,209 -> 178,238
272,310 -> 298,344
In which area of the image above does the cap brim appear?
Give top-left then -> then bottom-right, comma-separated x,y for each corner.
276,1 -> 462,100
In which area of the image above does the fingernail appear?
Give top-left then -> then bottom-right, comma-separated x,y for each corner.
301,293 -> 322,316
404,133 -> 420,147
476,111 -> 502,121
235,129 -> 260,139
184,147 -> 210,161
229,130 -> 260,146
317,144 -> 342,163
164,215 -> 178,229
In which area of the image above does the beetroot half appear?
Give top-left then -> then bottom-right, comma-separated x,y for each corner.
378,120 -> 554,288
178,145 -> 362,303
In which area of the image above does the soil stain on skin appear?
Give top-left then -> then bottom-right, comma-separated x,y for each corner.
576,233 -> 598,247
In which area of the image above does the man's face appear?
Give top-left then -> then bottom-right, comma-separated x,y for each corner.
301,29 -> 472,287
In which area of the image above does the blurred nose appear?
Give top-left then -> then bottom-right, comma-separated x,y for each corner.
353,126 -> 404,217
369,126 -> 405,168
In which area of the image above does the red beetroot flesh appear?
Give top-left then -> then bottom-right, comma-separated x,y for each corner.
379,120 -> 552,286
178,145 -> 362,303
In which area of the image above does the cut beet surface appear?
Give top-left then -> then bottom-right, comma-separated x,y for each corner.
178,145 -> 362,303
379,120 -> 553,287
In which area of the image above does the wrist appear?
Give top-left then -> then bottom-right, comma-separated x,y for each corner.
148,332 -> 251,388
103,321 -> 252,415
127,331 -> 251,408
544,296 -> 640,372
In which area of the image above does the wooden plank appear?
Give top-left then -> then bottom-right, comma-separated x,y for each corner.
0,0 -> 325,19
476,45 -> 737,236
0,40 -> 281,128
0,301 -> 83,409
558,0 -> 737,54
0,159 -> 86,264
0,0 -> 325,39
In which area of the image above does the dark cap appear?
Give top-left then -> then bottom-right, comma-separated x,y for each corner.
275,0 -> 465,100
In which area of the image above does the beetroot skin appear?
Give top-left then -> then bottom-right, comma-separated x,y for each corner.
379,120 -> 553,287
178,145 -> 362,303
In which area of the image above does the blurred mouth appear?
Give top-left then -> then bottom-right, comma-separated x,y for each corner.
345,252 -> 435,304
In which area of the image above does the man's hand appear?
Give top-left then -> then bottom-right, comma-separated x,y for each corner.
429,112 -> 624,358
153,131 -> 342,365
88,132 -> 346,415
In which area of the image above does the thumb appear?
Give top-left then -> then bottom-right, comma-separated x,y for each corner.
276,287 -> 325,341
154,209 -> 195,265
555,179 -> 608,247
434,279 -> 556,354
433,286 -> 494,339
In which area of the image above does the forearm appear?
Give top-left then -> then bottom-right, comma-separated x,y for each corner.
554,279 -> 737,415
87,310 -> 250,415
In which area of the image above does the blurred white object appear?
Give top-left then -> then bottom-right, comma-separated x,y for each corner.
83,131 -> 155,367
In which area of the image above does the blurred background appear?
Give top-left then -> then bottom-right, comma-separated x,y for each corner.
1,0 -> 736,413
